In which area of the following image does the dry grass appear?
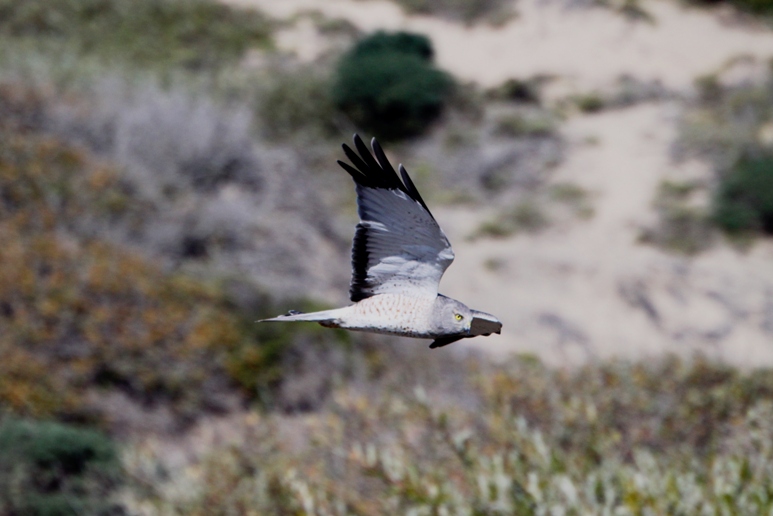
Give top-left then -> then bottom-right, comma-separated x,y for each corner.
0,0 -> 273,70
0,111 -> 245,422
383,0 -> 516,25
122,353 -> 773,514
0,84 -> 350,429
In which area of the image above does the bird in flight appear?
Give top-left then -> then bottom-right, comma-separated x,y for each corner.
262,134 -> 501,349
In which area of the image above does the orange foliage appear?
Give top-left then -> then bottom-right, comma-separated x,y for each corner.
0,93 -> 247,422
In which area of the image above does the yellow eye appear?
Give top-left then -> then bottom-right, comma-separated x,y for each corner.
454,314 -> 463,321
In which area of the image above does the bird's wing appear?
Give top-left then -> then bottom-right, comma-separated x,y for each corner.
337,134 -> 455,302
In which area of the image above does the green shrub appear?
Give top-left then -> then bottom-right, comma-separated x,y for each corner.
0,418 -> 121,515
332,31 -> 454,140
713,156 -> 773,234
688,0 -> 773,14
0,0 -> 273,69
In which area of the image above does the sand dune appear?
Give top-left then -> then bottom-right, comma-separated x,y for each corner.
229,0 -> 773,93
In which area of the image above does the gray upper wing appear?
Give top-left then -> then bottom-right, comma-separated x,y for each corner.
337,135 -> 454,302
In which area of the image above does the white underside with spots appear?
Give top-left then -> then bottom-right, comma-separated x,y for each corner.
263,294 -> 439,338
341,294 -> 438,337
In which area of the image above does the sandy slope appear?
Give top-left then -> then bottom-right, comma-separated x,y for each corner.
437,103 -> 773,365
222,0 -> 773,364
228,0 -> 773,93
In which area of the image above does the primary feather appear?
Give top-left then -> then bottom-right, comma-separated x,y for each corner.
339,136 -> 454,302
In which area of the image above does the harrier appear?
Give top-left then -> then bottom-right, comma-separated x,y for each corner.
262,135 -> 502,349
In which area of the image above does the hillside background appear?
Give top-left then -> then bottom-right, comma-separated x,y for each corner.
2,0 -> 773,513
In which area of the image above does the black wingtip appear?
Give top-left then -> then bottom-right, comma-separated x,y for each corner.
398,164 -> 434,219
337,134 -> 405,192
370,137 -> 397,176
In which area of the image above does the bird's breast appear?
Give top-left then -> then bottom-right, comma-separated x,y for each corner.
343,294 -> 437,337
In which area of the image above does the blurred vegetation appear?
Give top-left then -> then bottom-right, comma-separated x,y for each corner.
0,114 -> 242,421
679,63 -> 773,242
487,77 -> 544,104
471,183 -> 592,240
640,180 -> 714,254
0,0 -> 273,70
713,155 -> 773,234
563,77 -> 670,115
573,92 -> 606,113
474,200 -> 549,238
0,418 -> 121,515
687,0 -> 773,15
386,0 -> 516,24
3,1 -> 772,514
493,111 -> 557,138
123,353 -> 773,514
332,31 -> 454,141
0,84 -> 351,425
256,64 -> 341,141
549,182 -> 595,219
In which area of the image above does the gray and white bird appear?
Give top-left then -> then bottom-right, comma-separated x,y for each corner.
261,134 -> 502,349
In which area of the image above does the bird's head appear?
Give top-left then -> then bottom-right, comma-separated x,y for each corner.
431,295 -> 502,337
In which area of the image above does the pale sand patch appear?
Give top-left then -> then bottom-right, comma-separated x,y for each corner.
226,0 -> 773,93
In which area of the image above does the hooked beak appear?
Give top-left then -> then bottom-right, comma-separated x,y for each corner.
469,310 -> 502,337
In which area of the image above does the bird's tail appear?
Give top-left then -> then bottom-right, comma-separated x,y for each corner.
258,308 -> 347,327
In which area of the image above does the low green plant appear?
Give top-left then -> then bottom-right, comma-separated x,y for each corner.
713,155 -> 773,234
550,182 -> 595,219
0,418 -> 121,515
640,180 -> 713,254
475,200 -> 549,238
687,0 -> 773,15
680,65 -> 773,242
387,0 -> 516,24
332,31 -> 454,140
488,77 -> 543,104
493,112 -> 556,138
573,92 -> 606,113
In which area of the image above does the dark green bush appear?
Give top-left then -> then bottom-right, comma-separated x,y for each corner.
0,418 -> 121,515
332,31 -> 454,141
347,31 -> 434,61
0,0 -> 273,69
687,0 -> 773,13
713,156 -> 773,234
